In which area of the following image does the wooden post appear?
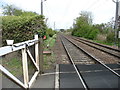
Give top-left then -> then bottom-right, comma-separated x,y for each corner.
39,38 -> 43,74
35,35 -> 39,71
22,48 -> 29,88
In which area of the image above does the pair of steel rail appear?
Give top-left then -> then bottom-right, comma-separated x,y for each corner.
72,36 -> 120,58
60,35 -> 120,90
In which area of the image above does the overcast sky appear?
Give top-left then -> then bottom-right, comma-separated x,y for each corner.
0,0 -> 117,29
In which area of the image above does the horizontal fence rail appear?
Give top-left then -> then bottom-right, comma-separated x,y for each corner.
0,39 -> 38,56
0,34 -> 41,89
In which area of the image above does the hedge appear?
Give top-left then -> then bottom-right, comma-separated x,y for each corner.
2,15 -> 47,45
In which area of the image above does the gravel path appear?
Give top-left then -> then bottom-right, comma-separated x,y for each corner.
53,35 -> 69,64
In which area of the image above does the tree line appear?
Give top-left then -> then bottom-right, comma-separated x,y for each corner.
71,11 -> 120,45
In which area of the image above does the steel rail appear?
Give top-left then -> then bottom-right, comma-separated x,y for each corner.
63,36 -> 120,77
73,36 -> 120,52
61,37 -> 89,90
72,37 -> 120,58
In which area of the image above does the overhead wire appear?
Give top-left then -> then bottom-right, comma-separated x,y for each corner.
87,0 -> 108,11
85,0 -> 100,11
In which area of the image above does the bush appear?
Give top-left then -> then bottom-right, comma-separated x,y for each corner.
106,32 -> 115,43
87,28 -> 99,40
2,15 -> 47,45
46,28 -> 55,37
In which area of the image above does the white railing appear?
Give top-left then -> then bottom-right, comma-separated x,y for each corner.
0,35 -> 41,89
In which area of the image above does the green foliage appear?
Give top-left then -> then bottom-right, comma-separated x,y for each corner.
2,4 -> 14,15
60,29 -> 65,32
2,57 -> 22,76
2,4 -> 38,16
2,4 -> 22,16
21,11 -> 38,16
106,32 -> 115,43
46,28 -> 56,37
2,15 -> 47,45
71,11 -> 99,40
71,11 -> 118,46
87,27 -> 99,39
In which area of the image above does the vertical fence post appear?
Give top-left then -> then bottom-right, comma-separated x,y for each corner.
35,35 -> 39,71
39,38 -> 43,74
22,48 -> 29,88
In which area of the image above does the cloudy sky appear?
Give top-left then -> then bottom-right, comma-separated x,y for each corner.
0,0 -> 117,29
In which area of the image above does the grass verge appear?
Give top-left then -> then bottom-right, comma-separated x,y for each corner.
2,57 -> 23,76
43,34 -> 56,70
93,40 -> 114,46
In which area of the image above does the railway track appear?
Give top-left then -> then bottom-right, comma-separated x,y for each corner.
61,36 -> 95,65
60,35 -> 120,89
71,36 -> 120,59
60,35 -> 120,75
64,36 -> 120,64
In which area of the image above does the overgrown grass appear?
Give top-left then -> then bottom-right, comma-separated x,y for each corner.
93,40 -> 114,46
43,53 -> 56,70
44,34 -> 56,50
43,34 -> 56,70
2,57 -> 35,76
2,58 -> 23,76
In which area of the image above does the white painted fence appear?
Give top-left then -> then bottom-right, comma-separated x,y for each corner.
0,35 -> 40,89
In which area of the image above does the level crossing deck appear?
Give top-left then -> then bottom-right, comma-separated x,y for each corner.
1,64 -> 120,89
59,64 -> 120,89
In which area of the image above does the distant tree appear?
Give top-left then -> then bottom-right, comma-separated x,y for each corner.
72,11 -> 99,40
2,4 -> 23,16
2,4 -> 38,16
2,4 -> 15,15
13,9 -> 23,16
46,28 -> 55,37
21,11 -> 38,16
72,11 -> 93,36
60,29 -> 65,32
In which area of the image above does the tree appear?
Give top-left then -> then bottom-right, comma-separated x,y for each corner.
46,28 -> 55,37
72,11 -> 99,40
2,4 -> 23,16
2,4 -> 14,15
2,4 -> 38,16
79,11 -> 93,25
60,29 -> 65,32
13,9 -> 23,16
72,11 -> 93,36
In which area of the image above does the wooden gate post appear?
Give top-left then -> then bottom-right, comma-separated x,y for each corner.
35,35 -> 39,71
39,38 -> 43,74
22,48 -> 29,88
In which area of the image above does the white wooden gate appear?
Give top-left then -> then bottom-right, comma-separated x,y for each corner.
0,35 -> 41,89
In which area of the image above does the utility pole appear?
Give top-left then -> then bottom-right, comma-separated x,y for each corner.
113,0 -> 119,46
41,0 -> 43,15
41,0 -> 46,15
54,22 -> 56,30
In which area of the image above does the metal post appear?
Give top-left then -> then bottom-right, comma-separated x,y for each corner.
118,31 -> 120,47
54,22 -> 56,30
113,0 -> 119,45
